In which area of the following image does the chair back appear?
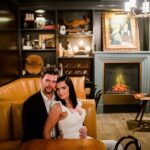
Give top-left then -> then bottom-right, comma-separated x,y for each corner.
95,90 -> 103,110
114,135 -> 141,150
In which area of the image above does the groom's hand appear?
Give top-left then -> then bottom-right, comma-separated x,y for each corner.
79,126 -> 87,139
57,130 -> 63,139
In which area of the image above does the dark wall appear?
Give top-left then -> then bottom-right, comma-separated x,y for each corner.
0,0 -> 19,86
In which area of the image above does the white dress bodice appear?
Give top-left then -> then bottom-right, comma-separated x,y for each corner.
52,101 -> 86,139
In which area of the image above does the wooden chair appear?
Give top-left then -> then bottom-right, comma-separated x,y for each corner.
87,88 -> 103,110
95,90 -> 103,110
114,135 -> 141,150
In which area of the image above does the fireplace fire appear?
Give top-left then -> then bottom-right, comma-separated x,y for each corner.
112,73 -> 129,93
112,84 -> 128,93
104,63 -> 140,94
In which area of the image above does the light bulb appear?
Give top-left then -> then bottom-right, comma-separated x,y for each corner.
143,1 -> 150,13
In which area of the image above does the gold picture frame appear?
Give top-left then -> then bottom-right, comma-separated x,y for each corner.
39,34 -> 55,49
102,12 -> 140,51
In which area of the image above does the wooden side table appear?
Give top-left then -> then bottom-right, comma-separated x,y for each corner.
134,93 -> 150,127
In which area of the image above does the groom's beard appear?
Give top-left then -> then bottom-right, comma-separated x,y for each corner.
44,86 -> 54,95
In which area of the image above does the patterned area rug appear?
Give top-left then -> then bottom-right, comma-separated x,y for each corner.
127,120 -> 150,132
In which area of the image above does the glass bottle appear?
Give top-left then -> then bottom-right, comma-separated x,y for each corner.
26,35 -> 31,46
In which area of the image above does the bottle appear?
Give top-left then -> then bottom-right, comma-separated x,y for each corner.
59,43 -> 64,57
66,39 -> 73,56
59,63 -> 63,76
67,39 -> 72,51
41,40 -> 45,49
26,35 -> 31,46
46,58 -> 50,67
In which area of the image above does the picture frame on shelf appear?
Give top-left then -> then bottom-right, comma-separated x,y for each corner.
102,12 -> 140,51
39,34 -> 55,49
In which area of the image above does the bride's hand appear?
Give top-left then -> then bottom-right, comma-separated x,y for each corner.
79,126 -> 87,139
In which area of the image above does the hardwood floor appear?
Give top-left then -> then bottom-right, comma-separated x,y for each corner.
96,113 -> 150,150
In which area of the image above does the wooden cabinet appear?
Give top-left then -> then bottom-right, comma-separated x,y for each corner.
57,10 -> 93,56
19,10 -> 57,76
56,10 -> 94,88
57,34 -> 94,57
18,9 -> 94,85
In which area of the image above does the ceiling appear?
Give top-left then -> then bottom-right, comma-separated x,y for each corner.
17,0 -> 121,2
12,0 -> 148,12
11,0 -> 124,11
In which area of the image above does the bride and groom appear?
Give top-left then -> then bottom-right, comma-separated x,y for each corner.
22,67 -> 122,150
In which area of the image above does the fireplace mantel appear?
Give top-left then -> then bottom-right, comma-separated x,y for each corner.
94,51 -> 150,112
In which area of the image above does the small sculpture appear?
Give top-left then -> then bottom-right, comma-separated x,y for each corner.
60,25 -> 66,35
63,15 -> 90,29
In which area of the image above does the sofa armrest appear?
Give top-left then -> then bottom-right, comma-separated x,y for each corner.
0,101 -> 12,141
70,76 -> 86,99
81,99 -> 97,139
20,139 -> 106,150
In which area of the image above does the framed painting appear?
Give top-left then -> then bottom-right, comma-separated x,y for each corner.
102,12 -> 140,51
39,34 -> 55,49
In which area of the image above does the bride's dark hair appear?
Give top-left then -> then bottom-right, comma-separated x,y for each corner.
55,75 -> 77,108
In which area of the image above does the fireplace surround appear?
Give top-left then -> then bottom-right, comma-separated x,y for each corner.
94,52 -> 150,112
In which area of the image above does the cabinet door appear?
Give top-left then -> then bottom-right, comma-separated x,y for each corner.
19,10 -> 57,76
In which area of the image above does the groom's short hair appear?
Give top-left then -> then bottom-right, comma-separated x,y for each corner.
41,67 -> 60,78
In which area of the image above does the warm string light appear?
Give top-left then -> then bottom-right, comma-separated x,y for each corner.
125,0 -> 150,18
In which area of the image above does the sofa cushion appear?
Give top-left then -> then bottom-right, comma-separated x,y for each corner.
70,76 -> 86,99
0,77 -> 86,101
18,78 -> 40,101
0,102 -> 12,141
12,102 -> 23,139
81,100 -> 97,138
0,78 -> 40,102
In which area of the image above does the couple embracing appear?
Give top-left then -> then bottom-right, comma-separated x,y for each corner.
22,67 -> 123,150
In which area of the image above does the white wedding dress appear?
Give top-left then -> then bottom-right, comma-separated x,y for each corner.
52,101 -> 88,139
51,101 -> 123,150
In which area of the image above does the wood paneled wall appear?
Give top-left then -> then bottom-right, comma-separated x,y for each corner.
0,0 -> 19,86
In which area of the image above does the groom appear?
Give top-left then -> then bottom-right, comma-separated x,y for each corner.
22,67 -> 87,142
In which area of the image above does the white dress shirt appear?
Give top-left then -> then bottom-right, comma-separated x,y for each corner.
40,90 -> 56,138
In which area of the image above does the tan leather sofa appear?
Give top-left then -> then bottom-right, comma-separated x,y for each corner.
0,77 -> 98,150
0,77 -> 86,101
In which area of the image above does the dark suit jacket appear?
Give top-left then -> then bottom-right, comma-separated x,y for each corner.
22,91 -> 58,143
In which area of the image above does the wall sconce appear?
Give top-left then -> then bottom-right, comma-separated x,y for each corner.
125,0 -> 150,18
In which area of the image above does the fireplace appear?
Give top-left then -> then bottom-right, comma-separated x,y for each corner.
94,52 -> 150,112
104,63 -> 140,94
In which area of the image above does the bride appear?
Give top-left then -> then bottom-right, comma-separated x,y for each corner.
43,75 -> 123,150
